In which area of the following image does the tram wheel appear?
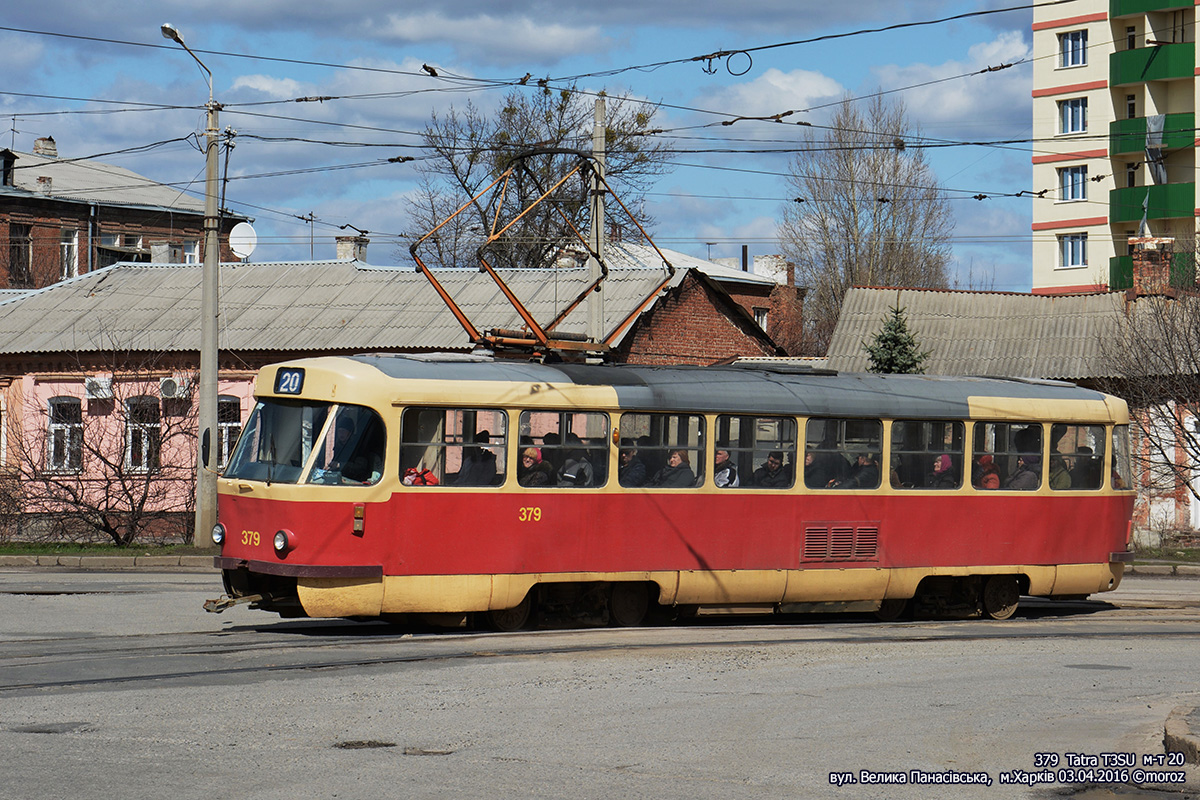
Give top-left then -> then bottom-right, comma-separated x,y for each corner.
486,594 -> 533,632
981,575 -> 1020,620
609,583 -> 650,627
874,598 -> 910,622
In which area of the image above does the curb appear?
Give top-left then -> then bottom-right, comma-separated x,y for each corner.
1126,563 -> 1200,577
0,554 -> 216,569
1164,707 -> 1200,765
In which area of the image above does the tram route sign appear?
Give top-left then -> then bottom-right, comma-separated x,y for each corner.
274,368 -> 305,395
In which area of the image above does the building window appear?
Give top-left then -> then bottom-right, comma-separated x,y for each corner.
217,396 -> 242,469
753,307 -> 768,328
1127,94 -> 1137,120
1058,234 -> 1087,269
60,229 -> 78,280
47,397 -> 83,473
1127,163 -> 1138,188
1058,166 -> 1087,201
183,241 -> 199,264
125,396 -> 161,472
1058,98 -> 1087,134
1126,26 -> 1137,50
9,223 -> 32,288
1059,30 -> 1087,67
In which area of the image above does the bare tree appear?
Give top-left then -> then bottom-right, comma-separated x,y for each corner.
778,95 -> 954,353
11,359 -> 198,546
405,84 -> 672,270
1098,289 -> 1200,512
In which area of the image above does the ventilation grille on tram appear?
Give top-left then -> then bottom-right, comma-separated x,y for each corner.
802,524 -> 880,562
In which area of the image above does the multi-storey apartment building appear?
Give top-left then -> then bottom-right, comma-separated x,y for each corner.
1032,2 -> 1195,293
0,136 -> 247,290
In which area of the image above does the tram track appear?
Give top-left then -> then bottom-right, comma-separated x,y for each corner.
3,606 -> 1199,696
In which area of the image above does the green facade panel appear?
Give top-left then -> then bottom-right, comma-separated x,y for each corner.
1110,113 -> 1196,155
1109,183 -> 1195,223
1109,252 -> 1196,290
1110,42 -> 1195,86
1110,0 -> 1192,17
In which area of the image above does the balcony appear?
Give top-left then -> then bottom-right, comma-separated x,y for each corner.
1110,1 -> 1193,17
1110,42 -> 1195,86
1110,113 -> 1196,155
1109,252 -> 1196,290
1109,183 -> 1195,223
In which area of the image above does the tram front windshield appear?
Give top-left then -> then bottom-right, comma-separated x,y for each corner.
224,398 -> 387,487
225,399 -> 331,484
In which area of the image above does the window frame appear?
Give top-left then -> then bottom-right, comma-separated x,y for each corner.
619,411 -> 706,489
1058,97 -> 1088,135
399,406 -> 509,487
47,396 -> 83,474
805,417 -> 883,490
889,420 -> 965,490
124,395 -> 162,473
972,421 -> 1042,491
217,395 -> 242,470
714,414 -> 797,490
1058,165 -> 1087,202
1049,423 -> 1106,491
518,409 -> 610,488
1058,233 -> 1087,269
1059,29 -> 1088,68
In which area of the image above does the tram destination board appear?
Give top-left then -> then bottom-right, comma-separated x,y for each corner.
274,368 -> 305,395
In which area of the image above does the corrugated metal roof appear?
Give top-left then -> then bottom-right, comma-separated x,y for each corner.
825,287 -> 1127,380
3,149 -> 205,214
603,242 -> 778,287
0,259 -> 680,355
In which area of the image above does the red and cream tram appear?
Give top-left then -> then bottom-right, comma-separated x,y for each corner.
209,354 -> 1135,626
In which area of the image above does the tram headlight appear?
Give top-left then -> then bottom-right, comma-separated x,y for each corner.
211,523 -> 226,546
273,529 -> 296,555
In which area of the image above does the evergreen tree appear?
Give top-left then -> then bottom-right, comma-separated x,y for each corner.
863,303 -> 930,374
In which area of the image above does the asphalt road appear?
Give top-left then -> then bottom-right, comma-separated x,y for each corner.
1,570 -> 1198,799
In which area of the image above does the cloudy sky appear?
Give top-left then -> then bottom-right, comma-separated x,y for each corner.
2,0 -> 1040,290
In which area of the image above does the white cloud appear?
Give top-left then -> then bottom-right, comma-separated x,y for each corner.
696,68 -> 845,121
871,30 -> 1032,140
371,12 -> 607,66
230,75 -> 305,98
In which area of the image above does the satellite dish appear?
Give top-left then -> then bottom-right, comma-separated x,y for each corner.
229,222 -> 257,260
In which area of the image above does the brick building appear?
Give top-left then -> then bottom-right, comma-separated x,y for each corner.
0,137 -> 246,289
615,270 -> 782,365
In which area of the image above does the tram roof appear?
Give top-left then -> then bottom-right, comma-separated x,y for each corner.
338,354 -> 1119,421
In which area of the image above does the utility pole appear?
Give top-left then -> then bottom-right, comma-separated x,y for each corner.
587,98 -> 605,349
162,23 -> 220,545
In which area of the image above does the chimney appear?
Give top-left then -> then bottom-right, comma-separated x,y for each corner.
741,244 -> 749,272
36,176 -> 52,195
336,235 -> 369,262
1129,236 -> 1174,295
1,150 -> 15,187
33,137 -> 58,158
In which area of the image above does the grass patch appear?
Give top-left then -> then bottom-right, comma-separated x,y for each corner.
1134,546 -> 1200,564
0,542 -> 214,556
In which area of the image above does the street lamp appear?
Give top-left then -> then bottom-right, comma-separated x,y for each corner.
162,22 -> 221,546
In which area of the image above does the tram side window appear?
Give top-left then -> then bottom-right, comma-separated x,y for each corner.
972,422 -> 1042,490
1112,425 -> 1133,490
619,412 -> 705,488
806,418 -> 883,490
1048,423 -> 1106,490
400,407 -> 508,487
890,420 -> 964,489
715,415 -> 797,489
307,404 -> 387,486
518,410 -> 609,488
225,399 -> 331,485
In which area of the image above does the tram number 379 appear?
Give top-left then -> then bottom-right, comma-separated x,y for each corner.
518,507 -> 542,522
